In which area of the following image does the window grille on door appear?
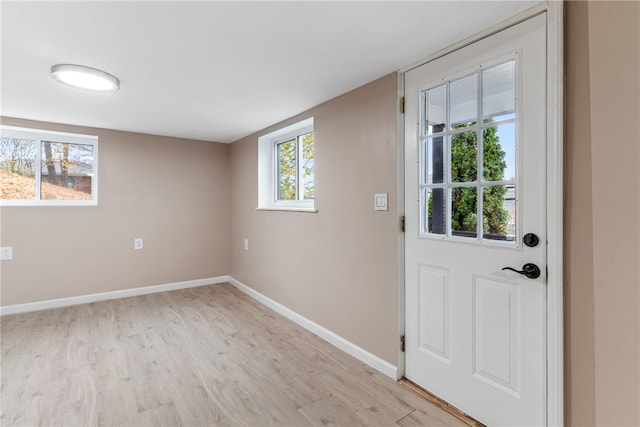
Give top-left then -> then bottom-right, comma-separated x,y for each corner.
419,59 -> 519,245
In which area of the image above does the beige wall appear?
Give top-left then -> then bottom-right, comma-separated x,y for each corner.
565,2 -> 640,426
229,73 -> 400,365
0,117 -> 230,306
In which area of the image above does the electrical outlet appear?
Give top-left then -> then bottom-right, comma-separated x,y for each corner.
134,238 -> 143,250
243,239 -> 249,251
0,247 -> 13,260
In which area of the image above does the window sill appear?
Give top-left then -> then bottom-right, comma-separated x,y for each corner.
0,200 -> 98,207
255,207 -> 318,213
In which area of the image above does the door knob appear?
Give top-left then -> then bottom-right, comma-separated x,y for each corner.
502,263 -> 541,279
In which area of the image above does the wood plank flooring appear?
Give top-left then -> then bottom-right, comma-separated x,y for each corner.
1,283 -> 469,427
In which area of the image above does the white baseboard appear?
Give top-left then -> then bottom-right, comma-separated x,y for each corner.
0,276 -> 229,316
226,276 -> 398,380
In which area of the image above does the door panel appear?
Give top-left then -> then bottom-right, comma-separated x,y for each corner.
473,276 -> 520,393
418,265 -> 450,360
404,14 -> 547,427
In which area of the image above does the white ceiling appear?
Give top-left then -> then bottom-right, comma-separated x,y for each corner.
1,1 -> 540,143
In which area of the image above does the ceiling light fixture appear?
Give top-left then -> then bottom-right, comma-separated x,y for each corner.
51,64 -> 120,92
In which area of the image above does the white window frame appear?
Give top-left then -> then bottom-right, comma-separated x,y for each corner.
257,117 -> 316,212
0,125 -> 98,206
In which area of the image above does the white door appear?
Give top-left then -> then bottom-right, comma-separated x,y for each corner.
404,14 -> 547,427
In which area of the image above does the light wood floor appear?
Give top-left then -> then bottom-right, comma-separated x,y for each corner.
1,283 -> 469,427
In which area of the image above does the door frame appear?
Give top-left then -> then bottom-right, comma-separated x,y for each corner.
396,2 -> 564,425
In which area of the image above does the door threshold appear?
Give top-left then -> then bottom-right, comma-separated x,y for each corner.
399,378 -> 485,427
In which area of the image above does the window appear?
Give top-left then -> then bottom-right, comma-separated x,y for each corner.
420,60 -> 517,243
258,118 -> 315,211
0,126 -> 98,206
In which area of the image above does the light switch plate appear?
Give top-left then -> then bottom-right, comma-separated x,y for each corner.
375,193 -> 388,211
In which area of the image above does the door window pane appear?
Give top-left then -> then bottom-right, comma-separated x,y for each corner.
424,136 -> 446,185
450,74 -> 477,128
483,122 -> 515,182
426,187 -> 446,235
451,187 -> 477,238
425,84 -> 446,135
482,61 -> 515,121
482,185 -> 516,241
451,131 -> 477,183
